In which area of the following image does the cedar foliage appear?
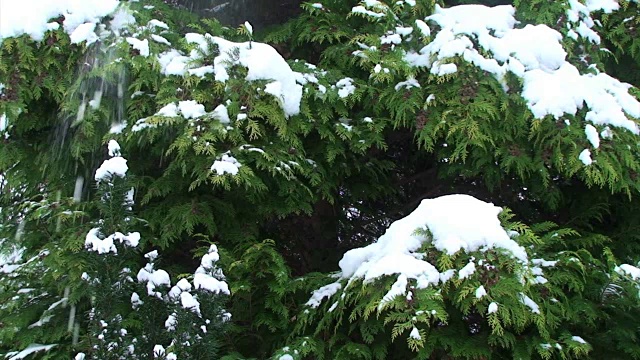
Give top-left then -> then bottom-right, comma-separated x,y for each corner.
0,0 -> 639,359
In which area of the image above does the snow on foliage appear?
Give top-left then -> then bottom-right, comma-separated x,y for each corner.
306,282 -> 342,308
85,228 -> 140,254
405,3 -> 640,153
211,154 -> 242,175
94,158 -> 128,182
193,245 -> 230,295
307,195 -> 530,310
4,343 -> 57,360
338,194 -> 526,282
615,264 -> 640,280
157,33 -> 303,117
0,0 -> 119,41
137,261 -> 171,298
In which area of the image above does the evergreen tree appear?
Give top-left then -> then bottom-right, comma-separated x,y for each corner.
0,0 -> 639,359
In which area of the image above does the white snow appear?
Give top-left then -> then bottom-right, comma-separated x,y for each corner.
519,293 -> 540,314
381,33 -> 402,45
305,195 -> 530,309
180,291 -> 201,314
178,100 -> 206,119
110,8 -> 135,35
151,34 -> 171,45
183,33 -> 303,117
244,21 -> 253,36
306,282 -> 341,308
458,261 -> 476,279
407,3 -> 640,147
0,113 -> 7,132
131,292 -> 143,307
336,78 -> 356,98
615,264 -> 640,280
153,345 -> 166,357
5,344 -> 57,360
475,285 -> 487,298
157,49 -> 190,76
126,37 -> 150,57
585,124 -> 600,148
0,0 -> 119,41
94,156 -> 128,181
193,272 -> 229,294
145,250 -> 159,261
488,302 -> 498,314
395,78 -> 420,91
579,149 -> 593,166
147,19 -> 169,30
379,274 -> 408,309
212,104 -> 231,124
156,103 -> 179,117
572,336 -> 587,344
108,139 -> 121,157
137,264 -> 171,298
211,154 -> 241,175
69,22 -> 98,45
409,327 -> 421,340
85,228 -> 140,254
415,19 -> 430,37
351,6 -> 386,19
188,65 -> 214,77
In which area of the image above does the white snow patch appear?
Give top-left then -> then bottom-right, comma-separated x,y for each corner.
137,264 -> 171,298
336,195 -> 527,294
306,282 -> 341,308
184,34 -> 303,117
151,34 -> 171,45
180,291 -> 201,314
458,261 -> 476,279
0,0 -> 118,41
193,245 -> 230,295
157,49 -> 190,76
85,228 -> 140,254
409,327 -> 421,340
488,302 -> 498,314
475,285 -> 487,298
126,37 -> 150,57
156,103 -> 179,117
519,293 -> 540,314
572,336 -> 587,344
415,19 -> 430,37
147,19 -> 169,30
5,344 -> 57,360
379,273 -> 408,309
108,139 -> 121,157
69,22 -> 98,45
407,3 -> 640,142
615,264 -> 640,280
395,78 -> 420,91
336,78 -> 356,98
579,148 -> 593,166
585,124 -> 600,148
178,100 -> 206,119
211,154 -> 241,175
165,313 -> 177,331
0,113 -> 8,132
212,104 -> 231,124
94,157 -> 128,181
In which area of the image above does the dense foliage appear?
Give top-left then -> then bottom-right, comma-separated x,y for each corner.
1,0 -> 639,359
